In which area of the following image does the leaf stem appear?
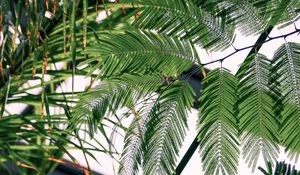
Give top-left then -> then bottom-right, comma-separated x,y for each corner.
202,28 -> 299,66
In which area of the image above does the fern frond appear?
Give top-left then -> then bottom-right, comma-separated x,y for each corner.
226,0 -> 272,36
198,68 -> 239,175
272,42 -> 300,161
141,81 -> 195,174
119,96 -> 156,175
83,31 -> 195,79
272,0 -> 300,28
120,0 -> 235,51
193,0 -> 298,34
236,53 -> 279,171
72,73 -> 164,136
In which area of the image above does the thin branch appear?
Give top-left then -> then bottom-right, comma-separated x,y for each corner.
201,28 -> 300,66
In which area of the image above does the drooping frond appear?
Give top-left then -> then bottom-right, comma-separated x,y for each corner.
119,96 -> 156,175
236,53 -> 279,171
272,42 -> 300,161
198,68 -> 239,175
141,80 -> 195,174
83,31 -> 195,79
119,0 -> 235,51
72,73 -> 164,136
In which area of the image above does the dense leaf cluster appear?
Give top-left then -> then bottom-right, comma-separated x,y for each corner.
1,0 -> 300,175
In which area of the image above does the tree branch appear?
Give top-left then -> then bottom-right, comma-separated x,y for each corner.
201,27 -> 300,66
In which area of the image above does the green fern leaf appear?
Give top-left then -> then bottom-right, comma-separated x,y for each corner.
141,81 -> 195,174
272,0 -> 300,28
236,53 -> 279,171
119,97 -> 156,175
192,0 -> 298,35
120,0 -> 235,51
227,1 -> 272,36
83,31 -> 195,79
272,42 -> 300,161
72,73 -> 164,136
198,68 -> 239,175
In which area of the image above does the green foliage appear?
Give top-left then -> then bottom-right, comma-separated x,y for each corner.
259,161 -> 300,175
119,102 -> 150,175
272,42 -> 300,161
1,0 -> 300,175
274,0 -> 300,28
118,80 -> 195,175
120,0 -> 235,51
73,73 -> 164,136
0,0 -> 135,173
83,31 -> 195,79
198,69 -> 239,175
0,114 -> 76,174
143,81 -> 195,174
236,54 -> 279,171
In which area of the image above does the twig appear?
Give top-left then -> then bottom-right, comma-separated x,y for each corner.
201,28 -> 300,66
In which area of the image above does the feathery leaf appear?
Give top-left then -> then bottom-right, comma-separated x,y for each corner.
120,0 -> 235,51
198,68 -> 239,175
83,31 -> 195,80
236,53 -> 279,171
73,73 -> 164,137
118,96 -> 156,175
272,42 -> 300,161
142,80 -> 195,175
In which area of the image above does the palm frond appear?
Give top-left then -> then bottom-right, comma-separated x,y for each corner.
236,53 -> 279,171
230,0 -> 299,30
272,42 -> 300,161
191,0 -> 298,35
198,68 -> 239,175
1,0 -> 300,174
